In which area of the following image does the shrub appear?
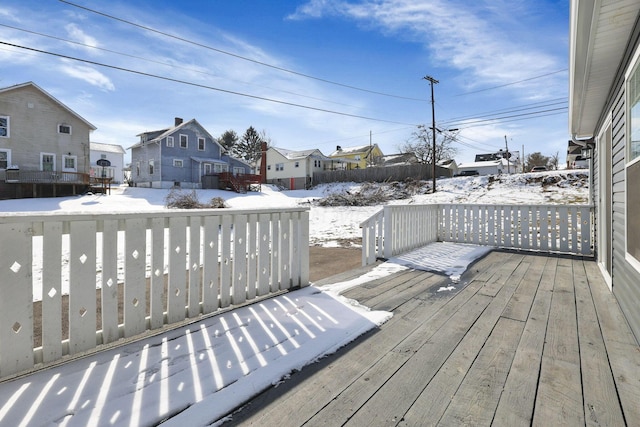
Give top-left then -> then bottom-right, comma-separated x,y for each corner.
165,189 -> 227,209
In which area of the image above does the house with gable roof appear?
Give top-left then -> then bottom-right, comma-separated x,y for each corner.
0,81 -> 95,199
263,146 -> 334,190
129,117 -> 252,189
90,141 -> 126,184
329,144 -> 384,170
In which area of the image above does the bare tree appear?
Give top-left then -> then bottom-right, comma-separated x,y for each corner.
398,125 -> 458,164
525,152 -> 551,171
549,151 -> 560,170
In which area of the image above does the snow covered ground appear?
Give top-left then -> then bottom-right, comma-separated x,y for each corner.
0,171 -> 589,426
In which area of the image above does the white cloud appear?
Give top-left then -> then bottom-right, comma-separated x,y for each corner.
64,23 -> 99,51
58,63 -> 115,91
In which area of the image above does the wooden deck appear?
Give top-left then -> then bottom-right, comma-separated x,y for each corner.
228,251 -> 640,426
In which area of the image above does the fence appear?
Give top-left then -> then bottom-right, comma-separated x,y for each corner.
361,203 -> 593,265
0,207 -> 309,379
313,164 -> 452,185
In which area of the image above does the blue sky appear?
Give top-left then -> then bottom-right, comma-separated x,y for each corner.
0,0 -> 569,165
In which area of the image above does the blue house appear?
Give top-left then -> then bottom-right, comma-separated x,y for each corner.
129,117 -> 252,189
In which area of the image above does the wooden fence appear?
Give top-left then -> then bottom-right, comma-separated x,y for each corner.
313,164 -> 452,185
361,203 -> 593,265
0,207 -> 309,379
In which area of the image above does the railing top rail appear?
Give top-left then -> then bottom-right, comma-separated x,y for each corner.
359,208 -> 384,228
0,206 -> 310,223
437,203 -> 594,209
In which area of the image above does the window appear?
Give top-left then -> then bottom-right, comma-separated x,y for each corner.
267,165 -> 271,170
276,163 -> 284,171
149,160 -> 154,175
62,155 -> 76,172
100,154 -> 107,159
179,134 -> 188,148
204,163 -> 212,175
136,162 -> 140,176
41,153 -> 55,172
233,166 -> 244,175
295,161 -> 299,168
173,159 -> 183,167
626,52 -> 640,271
198,137 -> 205,151
0,116 -> 9,137
58,124 -> 72,134
167,136 -> 174,147
0,149 -> 9,169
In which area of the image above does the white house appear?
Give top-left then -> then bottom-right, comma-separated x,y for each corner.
456,160 -> 503,176
89,141 -> 126,184
263,147 -> 331,190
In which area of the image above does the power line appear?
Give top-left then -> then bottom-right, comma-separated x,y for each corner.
441,98 -> 567,124
455,69 -> 568,96
1,41 -> 418,126
0,23 -> 379,112
58,0 -> 428,102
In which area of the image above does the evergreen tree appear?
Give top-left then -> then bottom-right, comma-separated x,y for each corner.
218,130 -> 238,152
233,126 -> 266,164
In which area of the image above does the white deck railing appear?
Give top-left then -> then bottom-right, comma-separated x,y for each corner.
0,207 -> 309,379
361,203 -> 593,265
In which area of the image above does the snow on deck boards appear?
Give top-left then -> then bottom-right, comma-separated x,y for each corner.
229,252 -> 640,427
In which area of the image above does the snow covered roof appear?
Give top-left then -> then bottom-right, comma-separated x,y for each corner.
190,156 -> 227,165
329,144 -> 379,157
90,141 -> 126,154
271,147 -> 332,161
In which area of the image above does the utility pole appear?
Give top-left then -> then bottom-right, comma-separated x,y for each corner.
424,75 -> 439,192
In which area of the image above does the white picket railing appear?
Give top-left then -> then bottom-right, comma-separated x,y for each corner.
361,203 -> 593,265
0,207 -> 309,379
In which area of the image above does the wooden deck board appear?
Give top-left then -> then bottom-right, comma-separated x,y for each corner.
229,252 -> 640,427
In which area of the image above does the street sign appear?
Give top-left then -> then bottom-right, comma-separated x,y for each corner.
97,159 -> 111,167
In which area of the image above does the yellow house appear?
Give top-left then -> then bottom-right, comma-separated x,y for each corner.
329,144 -> 384,170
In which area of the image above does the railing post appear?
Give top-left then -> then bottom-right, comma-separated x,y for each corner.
383,205 -> 393,259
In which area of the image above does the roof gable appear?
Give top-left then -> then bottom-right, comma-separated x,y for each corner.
0,81 -> 96,130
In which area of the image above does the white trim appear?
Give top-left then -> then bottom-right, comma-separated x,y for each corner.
62,155 -> 77,172
0,115 -> 10,138
179,134 -> 188,149
173,159 -> 183,167
40,152 -> 56,171
597,113 -> 613,290
0,148 -> 11,169
624,45 -> 640,274
58,123 -> 72,135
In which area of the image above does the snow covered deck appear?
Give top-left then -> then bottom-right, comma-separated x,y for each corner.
231,251 -> 640,426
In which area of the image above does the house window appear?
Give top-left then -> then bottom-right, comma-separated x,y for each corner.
295,161 -> 299,168
204,163 -> 212,175
267,165 -> 271,170
233,166 -> 244,175
58,124 -> 72,134
63,155 -> 76,171
173,159 -> 183,167
0,149 -> 9,169
276,163 -> 284,171
198,137 -> 205,151
136,162 -> 140,176
41,153 -> 55,172
0,116 -> 9,137
179,134 -> 188,148
167,136 -> 174,147
149,159 -> 154,175
100,154 -> 107,159
625,52 -> 640,271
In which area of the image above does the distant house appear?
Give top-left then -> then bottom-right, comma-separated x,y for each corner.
437,159 -> 458,176
0,82 -> 95,199
129,117 -> 251,189
569,0 -> 640,341
263,146 -> 331,190
90,142 -> 126,184
329,144 -> 384,170
456,160 -> 503,176
380,152 -> 419,167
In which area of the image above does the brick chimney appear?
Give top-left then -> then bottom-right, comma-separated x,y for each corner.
174,117 -> 183,127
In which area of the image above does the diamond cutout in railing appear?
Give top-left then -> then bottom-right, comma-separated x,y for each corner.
283,232 -> 288,240
132,250 -> 139,259
79,254 -> 87,264
48,287 -> 57,298
174,246 -> 181,254
154,269 -> 161,277
132,298 -> 139,307
10,261 -> 21,273
12,322 -> 21,333
79,307 -> 87,317
192,263 -> 198,271
209,241 -> 215,248
106,278 -> 114,287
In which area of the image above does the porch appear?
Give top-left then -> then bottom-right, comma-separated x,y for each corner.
230,251 -> 640,426
3,169 -> 89,198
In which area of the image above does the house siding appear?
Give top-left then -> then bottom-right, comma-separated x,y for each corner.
0,84 -> 92,173
598,34 -> 640,342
